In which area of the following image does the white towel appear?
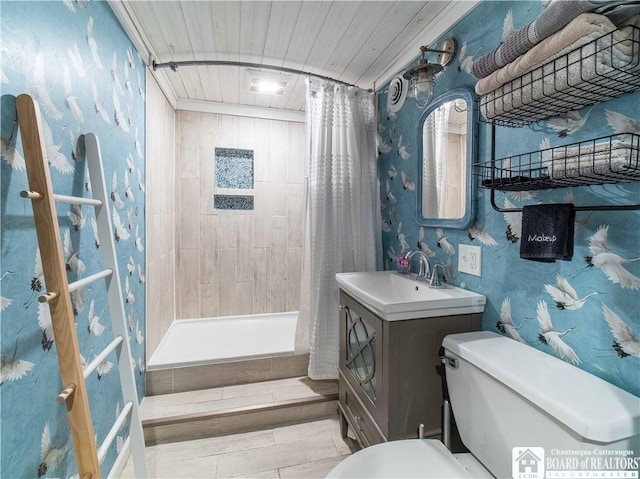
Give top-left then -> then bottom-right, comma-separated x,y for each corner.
481,25 -> 640,122
544,137 -> 638,179
476,13 -> 621,95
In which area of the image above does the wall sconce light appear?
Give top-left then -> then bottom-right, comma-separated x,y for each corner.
403,39 -> 457,108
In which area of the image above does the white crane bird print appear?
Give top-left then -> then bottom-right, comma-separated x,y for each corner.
400,170 -> 415,191
67,204 -> 85,231
385,179 -> 396,204
601,305 -> 640,358
585,225 -> 640,290
536,301 -> 581,365
0,296 -> 11,312
544,274 -> 600,310
125,276 -> 135,304
397,134 -> 411,160
502,9 -> 514,40
111,51 -> 125,96
124,170 -> 135,202
91,77 -> 111,124
86,16 -> 103,70
137,264 -> 145,284
71,287 -> 86,316
0,271 -> 13,312
67,42 -> 89,77
33,51 -> 62,121
127,256 -> 135,275
126,151 -> 136,173
396,222 -> 410,253
417,227 -> 436,257
496,298 -> 527,343
127,207 -> 136,230
0,332 -> 35,386
546,108 -> 593,137
113,87 -> 129,132
135,224 -> 144,252
436,228 -> 456,255
605,110 -> 640,135
42,119 -> 74,175
1,135 -> 26,171
62,64 -> 84,123
113,209 -> 130,242
63,229 -> 86,275
38,422 -> 69,477
502,198 -> 522,243
458,41 -> 474,75
37,302 -> 54,351
0,354 -> 35,386
96,358 -> 114,380
87,299 -> 105,336
387,164 -> 397,180
31,250 -> 44,292
91,216 -> 100,249
110,170 -> 124,209
468,223 -> 498,247
136,168 -> 145,192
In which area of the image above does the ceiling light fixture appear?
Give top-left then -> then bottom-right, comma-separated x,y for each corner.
250,78 -> 287,95
403,39 -> 457,108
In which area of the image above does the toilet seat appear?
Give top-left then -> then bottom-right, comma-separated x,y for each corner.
326,439 -> 492,479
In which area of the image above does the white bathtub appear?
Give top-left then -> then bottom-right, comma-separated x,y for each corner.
147,311 -> 299,371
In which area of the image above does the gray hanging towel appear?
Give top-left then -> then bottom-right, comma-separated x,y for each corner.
519,203 -> 575,262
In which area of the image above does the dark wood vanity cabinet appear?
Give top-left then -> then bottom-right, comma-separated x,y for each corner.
337,289 -> 481,448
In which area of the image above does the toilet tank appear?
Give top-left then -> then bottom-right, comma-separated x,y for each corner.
442,331 -> 640,479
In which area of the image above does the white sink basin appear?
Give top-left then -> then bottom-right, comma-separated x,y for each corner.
335,270 -> 486,321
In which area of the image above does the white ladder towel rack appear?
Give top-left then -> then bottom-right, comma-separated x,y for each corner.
16,94 -> 147,479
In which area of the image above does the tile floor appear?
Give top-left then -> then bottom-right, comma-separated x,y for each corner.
119,417 -> 354,479
141,376 -> 339,445
140,376 -> 338,422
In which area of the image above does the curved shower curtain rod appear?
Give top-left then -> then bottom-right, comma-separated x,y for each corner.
152,59 -> 364,89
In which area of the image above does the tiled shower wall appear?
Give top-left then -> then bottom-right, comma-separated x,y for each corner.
146,74 -> 177,355
176,111 -> 304,319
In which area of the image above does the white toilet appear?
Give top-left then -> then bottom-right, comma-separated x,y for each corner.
327,331 -> 640,478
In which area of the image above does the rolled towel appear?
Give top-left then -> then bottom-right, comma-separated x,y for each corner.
472,0 -> 595,79
480,24 -> 640,122
476,13 -> 618,95
547,136 -> 638,179
594,1 -> 640,26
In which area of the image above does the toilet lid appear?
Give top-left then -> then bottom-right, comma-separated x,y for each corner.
326,439 -> 476,479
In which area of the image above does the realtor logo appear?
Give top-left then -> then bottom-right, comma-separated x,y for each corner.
512,447 -> 545,479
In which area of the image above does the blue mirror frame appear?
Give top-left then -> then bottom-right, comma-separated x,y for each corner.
416,88 -> 478,229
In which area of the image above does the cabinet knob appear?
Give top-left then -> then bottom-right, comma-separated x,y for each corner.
339,305 -> 346,311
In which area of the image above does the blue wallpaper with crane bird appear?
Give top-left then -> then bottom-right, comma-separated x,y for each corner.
378,1 -> 640,397
0,1 -> 146,477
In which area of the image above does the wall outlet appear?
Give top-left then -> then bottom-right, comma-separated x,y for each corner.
459,244 -> 482,276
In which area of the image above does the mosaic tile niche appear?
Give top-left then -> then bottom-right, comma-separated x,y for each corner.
214,195 -> 255,210
214,147 -> 255,210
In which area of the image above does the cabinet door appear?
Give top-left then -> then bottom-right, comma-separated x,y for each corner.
340,293 -> 382,408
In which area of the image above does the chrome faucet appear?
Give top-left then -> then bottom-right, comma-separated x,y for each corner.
405,250 -> 431,282
428,263 -> 446,288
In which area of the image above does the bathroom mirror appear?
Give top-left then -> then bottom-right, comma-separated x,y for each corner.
417,88 -> 477,229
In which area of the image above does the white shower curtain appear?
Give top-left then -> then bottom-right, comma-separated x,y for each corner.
422,103 -> 450,217
296,77 -> 379,380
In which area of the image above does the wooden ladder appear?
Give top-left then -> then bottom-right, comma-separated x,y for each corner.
16,94 -> 147,479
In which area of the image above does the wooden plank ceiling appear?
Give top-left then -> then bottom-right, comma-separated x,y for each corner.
120,1 -> 478,112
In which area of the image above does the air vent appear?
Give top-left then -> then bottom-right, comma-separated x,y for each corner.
386,76 -> 408,113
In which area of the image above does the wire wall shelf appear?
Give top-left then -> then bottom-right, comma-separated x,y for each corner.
475,133 -> 640,193
480,25 -> 640,127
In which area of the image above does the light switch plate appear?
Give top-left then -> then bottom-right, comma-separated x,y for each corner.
459,244 -> 482,276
